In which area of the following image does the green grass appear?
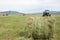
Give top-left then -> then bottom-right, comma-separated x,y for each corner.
0,14 -> 60,40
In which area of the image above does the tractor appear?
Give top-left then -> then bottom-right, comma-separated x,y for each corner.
42,10 -> 51,16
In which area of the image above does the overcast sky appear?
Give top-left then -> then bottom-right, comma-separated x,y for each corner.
0,0 -> 60,13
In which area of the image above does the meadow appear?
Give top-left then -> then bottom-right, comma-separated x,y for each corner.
0,14 -> 60,40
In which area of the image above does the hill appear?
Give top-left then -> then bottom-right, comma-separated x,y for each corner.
50,11 -> 60,14
0,11 -> 24,14
27,11 -> 60,14
0,11 -> 60,14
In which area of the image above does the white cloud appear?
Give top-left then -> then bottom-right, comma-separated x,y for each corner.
0,0 -> 60,13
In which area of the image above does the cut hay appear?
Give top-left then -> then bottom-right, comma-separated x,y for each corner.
25,16 -> 56,40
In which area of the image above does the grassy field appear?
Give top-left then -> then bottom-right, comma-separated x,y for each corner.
0,14 -> 60,40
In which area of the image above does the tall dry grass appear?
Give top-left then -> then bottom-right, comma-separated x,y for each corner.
25,16 -> 56,40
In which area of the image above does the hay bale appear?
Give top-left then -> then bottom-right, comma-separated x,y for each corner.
25,16 -> 55,40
